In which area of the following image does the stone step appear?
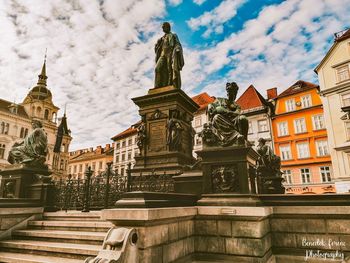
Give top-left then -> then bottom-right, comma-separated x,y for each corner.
42,211 -> 102,221
0,240 -> 100,260
28,220 -> 113,232
12,229 -> 105,245
0,252 -> 84,263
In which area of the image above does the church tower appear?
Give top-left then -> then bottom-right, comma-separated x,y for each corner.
21,56 -> 72,178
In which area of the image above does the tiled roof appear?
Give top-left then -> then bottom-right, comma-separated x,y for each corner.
70,146 -> 113,161
191,92 -> 215,111
0,99 -> 29,119
236,85 -> 268,110
277,80 -> 318,98
335,28 -> 350,42
111,126 -> 137,141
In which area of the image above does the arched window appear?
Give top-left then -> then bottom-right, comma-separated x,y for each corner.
52,112 -> 57,123
4,123 -> 9,135
20,128 -> 24,138
60,159 -> 64,170
44,109 -> 49,120
0,144 -> 5,159
36,107 -> 42,117
0,122 -> 5,134
24,128 -> 29,137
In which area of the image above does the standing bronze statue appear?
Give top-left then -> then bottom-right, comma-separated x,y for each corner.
205,82 -> 249,146
155,22 -> 184,89
8,120 -> 48,168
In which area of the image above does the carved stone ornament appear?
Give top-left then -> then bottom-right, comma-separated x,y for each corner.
148,109 -> 168,120
211,165 -> 239,193
85,227 -> 138,263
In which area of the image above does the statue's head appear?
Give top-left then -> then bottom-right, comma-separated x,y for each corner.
32,120 -> 43,129
226,82 -> 239,99
258,138 -> 266,146
162,22 -> 171,33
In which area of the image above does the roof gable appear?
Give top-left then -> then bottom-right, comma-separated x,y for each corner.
236,85 -> 267,110
191,92 -> 215,111
277,80 -> 319,99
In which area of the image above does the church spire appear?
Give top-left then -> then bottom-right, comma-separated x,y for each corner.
37,49 -> 48,86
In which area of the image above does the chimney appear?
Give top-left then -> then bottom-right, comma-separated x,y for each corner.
96,146 -> 102,154
267,88 -> 278,100
105,144 -> 110,151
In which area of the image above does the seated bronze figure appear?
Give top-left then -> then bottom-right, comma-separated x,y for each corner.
8,120 -> 48,168
202,82 -> 248,147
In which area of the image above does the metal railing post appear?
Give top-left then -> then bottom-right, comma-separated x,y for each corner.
127,162 -> 132,192
104,162 -> 112,209
82,167 -> 92,212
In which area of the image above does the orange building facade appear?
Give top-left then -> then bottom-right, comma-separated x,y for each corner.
272,80 -> 335,194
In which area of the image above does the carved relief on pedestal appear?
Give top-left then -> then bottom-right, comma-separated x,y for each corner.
211,165 -> 239,193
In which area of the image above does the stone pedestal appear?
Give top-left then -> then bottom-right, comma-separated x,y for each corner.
0,164 -> 55,211
132,85 -> 199,175
196,146 -> 259,195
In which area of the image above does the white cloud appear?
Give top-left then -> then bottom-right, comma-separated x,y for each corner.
168,0 -> 182,6
0,0 -> 165,150
193,0 -> 206,5
193,0 -> 350,97
187,0 -> 247,37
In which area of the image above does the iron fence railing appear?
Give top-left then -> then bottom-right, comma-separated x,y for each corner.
52,163 -> 177,211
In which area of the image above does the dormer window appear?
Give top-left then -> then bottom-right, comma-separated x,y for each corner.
336,65 -> 350,83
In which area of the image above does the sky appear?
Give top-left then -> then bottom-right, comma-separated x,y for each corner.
0,0 -> 349,150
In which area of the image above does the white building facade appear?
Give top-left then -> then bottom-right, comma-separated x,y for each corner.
315,29 -> 350,192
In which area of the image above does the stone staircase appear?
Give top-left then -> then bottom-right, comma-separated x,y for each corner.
0,211 -> 114,263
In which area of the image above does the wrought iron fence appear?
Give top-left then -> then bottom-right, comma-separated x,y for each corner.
52,163 -> 177,211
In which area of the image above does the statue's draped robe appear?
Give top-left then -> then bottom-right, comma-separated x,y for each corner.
155,33 -> 184,89
8,128 -> 48,165
208,98 -> 246,146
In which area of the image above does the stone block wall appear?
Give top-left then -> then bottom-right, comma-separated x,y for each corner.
271,206 -> 350,262
102,207 -> 197,263
193,206 -> 273,263
0,207 -> 43,239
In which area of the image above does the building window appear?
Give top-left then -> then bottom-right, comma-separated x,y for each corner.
248,121 -> 253,134
127,151 -> 131,160
128,139 -> 132,146
282,170 -> 292,184
336,65 -> 350,82
121,154 -> 125,161
300,168 -> 311,184
285,99 -> 295,112
301,95 -> 312,108
194,116 -> 202,127
346,121 -> 350,140
316,140 -> 329,156
115,155 -> 119,162
279,145 -> 292,160
99,161 -> 103,169
0,144 -> 5,159
121,168 -> 125,176
342,93 -> 350,107
24,128 -> 28,137
277,122 -> 289,136
20,127 -> 25,138
320,166 -> 332,183
258,119 -> 268,132
294,118 -> 306,134
296,142 -> 310,159
74,165 -> 77,173
1,122 -> 9,135
312,114 -> 325,130
122,141 -> 126,147
44,109 -> 49,120
79,164 -> 83,172
92,162 -> 96,171
116,143 -> 120,150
